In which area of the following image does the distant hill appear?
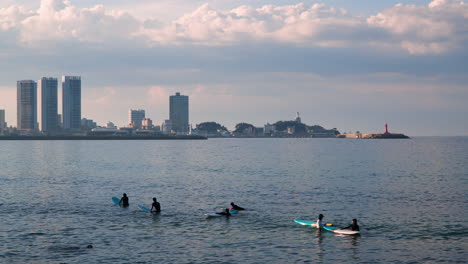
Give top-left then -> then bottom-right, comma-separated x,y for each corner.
196,122 -> 227,133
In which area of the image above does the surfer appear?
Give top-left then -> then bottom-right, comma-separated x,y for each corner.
151,197 -> 161,212
230,202 -> 245,211
215,208 -> 231,216
340,219 -> 360,231
315,214 -> 324,228
119,193 -> 129,207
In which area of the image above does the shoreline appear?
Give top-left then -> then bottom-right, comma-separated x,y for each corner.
0,135 -> 207,140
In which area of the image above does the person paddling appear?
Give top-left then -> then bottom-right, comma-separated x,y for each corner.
151,197 -> 161,212
339,219 -> 360,231
216,208 -> 231,216
230,202 -> 245,211
119,193 -> 129,207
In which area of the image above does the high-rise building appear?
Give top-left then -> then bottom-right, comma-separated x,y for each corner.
17,80 -> 37,131
39,77 -> 58,133
62,76 -> 81,130
0,109 -> 5,132
169,92 -> 189,133
128,109 -> 145,128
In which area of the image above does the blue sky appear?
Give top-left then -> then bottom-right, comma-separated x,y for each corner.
0,0 -> 467,135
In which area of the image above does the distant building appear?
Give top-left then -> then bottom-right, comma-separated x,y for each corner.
39,77 -> 58,133
119,126 -> 135,135
142,118 -> 153,130
57,114 -> 63,129
81,118 -> 97,130
106,121 -> 116,129
295,112 -> 302,123
88,127 -> 127,136
161,119 -> 172,134
128,109 -> 145,128
264,123 -> 276,136
62,76 -> 81,130
242,126 -> 255,136
17,80 -> 38,131
169,92 -> 189,134
0,109 -> 5,133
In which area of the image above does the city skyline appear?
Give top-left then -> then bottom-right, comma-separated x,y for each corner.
0,0 -> 467,136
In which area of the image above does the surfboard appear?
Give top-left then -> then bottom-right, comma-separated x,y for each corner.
206,210 -> 238,217
138,205 -> 151,212
323,226 -> 360,235
294,219 -> 317,227
294,219 -> 333,227
112,197 -> 121,205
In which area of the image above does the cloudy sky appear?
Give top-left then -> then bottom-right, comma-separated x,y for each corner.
1,0 -> 467,135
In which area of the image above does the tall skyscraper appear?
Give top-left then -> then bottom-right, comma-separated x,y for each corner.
17,80 -> 37,131
169,92 -> 189,133
39,77 -> 58,133
128,109 -> 145,128
62,76 -> 81,130
0,109 -> 5,132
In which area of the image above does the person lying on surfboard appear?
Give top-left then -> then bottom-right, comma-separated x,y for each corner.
339,219 -> 360,231
230,202 -> 245,211
119,193 -> 129,207
215,208 -> 231,216
151,197 -> 161,212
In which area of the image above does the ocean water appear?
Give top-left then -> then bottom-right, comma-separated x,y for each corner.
0,137 -> 466,263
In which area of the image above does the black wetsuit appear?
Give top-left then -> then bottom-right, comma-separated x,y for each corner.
216,210 -> 231,216
121,196 -> 129,207
231,204 -> 245,210
152,202 -> 161,212
342,223 -> 360,231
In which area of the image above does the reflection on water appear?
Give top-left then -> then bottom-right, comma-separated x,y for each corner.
0,137 -> 467,263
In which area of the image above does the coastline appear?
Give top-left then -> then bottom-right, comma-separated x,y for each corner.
0,135 -> 207,140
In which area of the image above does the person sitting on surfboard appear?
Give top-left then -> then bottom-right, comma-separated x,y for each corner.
314,214 -> 324,228
216,208 -> 231,216
340,219 -> 360,231
230,202 -> 245,211
119,193 -> 129,207
151,197 -> 161,212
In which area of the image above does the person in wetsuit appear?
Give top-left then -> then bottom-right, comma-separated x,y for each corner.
230,202 -> 245,211
216,208 -> 231,216
151,197 -> 161,212
119,193 -> 129,207
340,219 -> 360,231
315,214 -> 324,229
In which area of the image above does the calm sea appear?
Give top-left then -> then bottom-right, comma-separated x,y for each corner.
0,138 -> 466,263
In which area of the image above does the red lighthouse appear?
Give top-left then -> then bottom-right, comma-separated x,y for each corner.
384,123 -> 389,134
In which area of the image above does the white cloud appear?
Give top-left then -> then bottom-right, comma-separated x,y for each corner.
367,0 -> 468,54
0,0 -> 467,54
1,0 -> 140,46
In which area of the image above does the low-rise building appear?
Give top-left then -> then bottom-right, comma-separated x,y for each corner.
161,120 -> 172,134
142,118 -> 153,130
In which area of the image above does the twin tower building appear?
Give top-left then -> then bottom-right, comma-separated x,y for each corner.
17,76 -> 81,133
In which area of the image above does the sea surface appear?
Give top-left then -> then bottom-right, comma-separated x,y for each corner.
0,137 -> 466,263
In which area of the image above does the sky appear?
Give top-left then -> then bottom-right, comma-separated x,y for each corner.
0,0 -> 467,136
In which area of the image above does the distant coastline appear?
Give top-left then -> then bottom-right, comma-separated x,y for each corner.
0,135 -> 207,140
